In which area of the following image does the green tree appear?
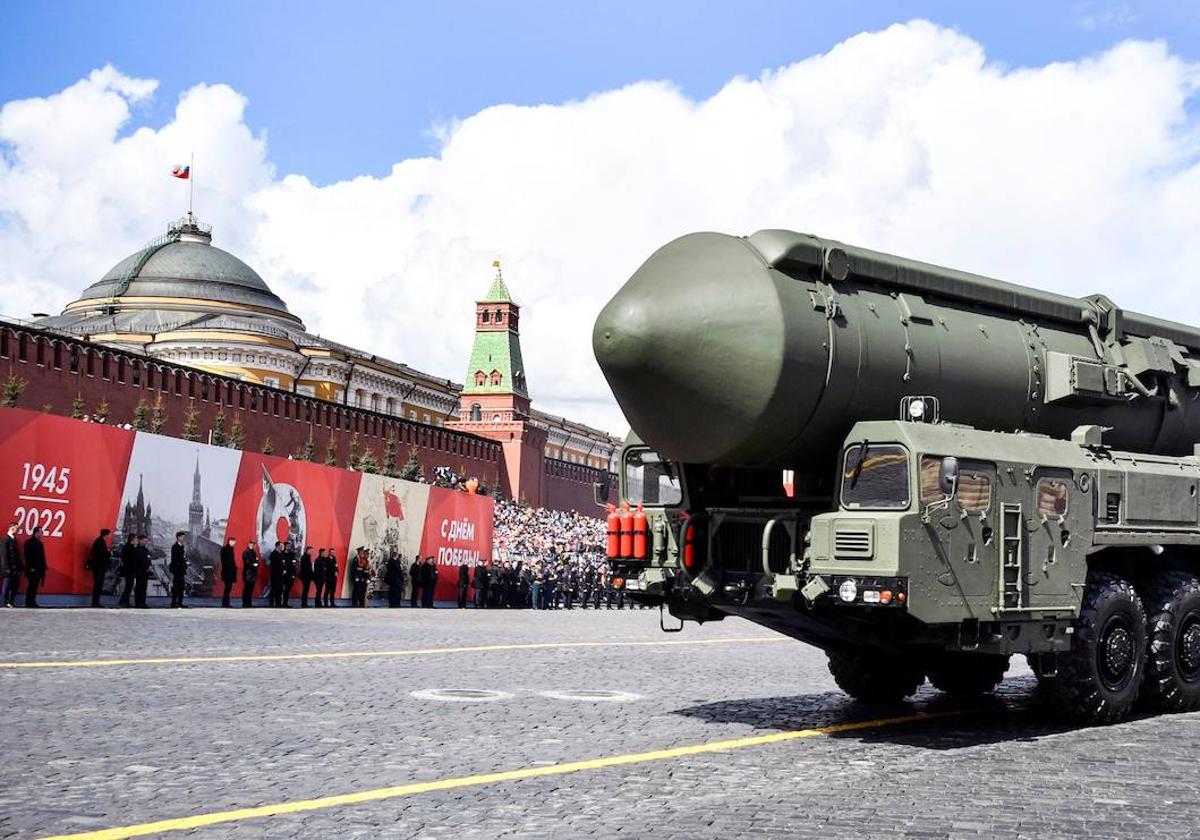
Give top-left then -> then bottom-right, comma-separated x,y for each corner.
150,395 -> 167,433
1,373 -> 27,408
132,398 -> 150,431
348,433 -> 361,470
181,406 -> 199,441
358,447 -> 379,474
210,408 -> 228,446
324,434 -> 338,466
297,429 -> 316,462
398,449 -> 423,482
383,435 -> 398,477
229,415 -> 245,450
94,399 -> 110,424
71,393 -> 85,420
262,437 -> 274,455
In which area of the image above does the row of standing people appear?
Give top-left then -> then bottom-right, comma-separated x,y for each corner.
1,522 -> 48,607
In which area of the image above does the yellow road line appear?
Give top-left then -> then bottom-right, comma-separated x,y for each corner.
0,636 -> 787,669
39,708 -> 967,840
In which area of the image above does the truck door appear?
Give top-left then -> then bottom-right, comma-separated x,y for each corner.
920,457 -> 997,619
1026,469 -> 1078,610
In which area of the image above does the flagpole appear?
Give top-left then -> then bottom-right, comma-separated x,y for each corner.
189,152 -> 195,217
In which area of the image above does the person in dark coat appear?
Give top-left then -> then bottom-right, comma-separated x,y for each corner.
241,540 -> 260,608
312,548 -> 328,607
23,526 -> 46,608
117,533 -> 137,607
409,555 -> 422,608
457,560 -> 470,609
324,550 -> 339,606
386,553 -> 405,607
280,545 -> 297,608
421,556 -> 438,608
474,560 -> 489,609
298,546 -> 314,607
168,531 -> 188,608
133,535 -> 151,608
85,528 -> 112,607
219,538 -> 237,607
266,542 -> 284,607
3,522 -> 23,608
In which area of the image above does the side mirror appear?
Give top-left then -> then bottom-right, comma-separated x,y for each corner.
593,481 -> 610,507
938,456 -> 959,497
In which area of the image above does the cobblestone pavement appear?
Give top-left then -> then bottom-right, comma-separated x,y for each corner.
1,606 -> 1198,839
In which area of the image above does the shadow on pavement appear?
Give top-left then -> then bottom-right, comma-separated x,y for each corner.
671,675 -> 1098,749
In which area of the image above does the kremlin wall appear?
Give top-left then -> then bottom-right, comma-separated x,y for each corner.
0,214 -> 619,514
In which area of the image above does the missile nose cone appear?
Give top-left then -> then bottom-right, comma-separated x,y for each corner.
594,232 -> 827,466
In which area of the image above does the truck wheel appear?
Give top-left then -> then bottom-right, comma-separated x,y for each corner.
927,653 -> 1010,696
1049,571 -> 1146,725
827,650 -> 924,704
1140,571 -> 1200,712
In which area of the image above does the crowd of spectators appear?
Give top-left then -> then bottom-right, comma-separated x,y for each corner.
491,499 -> 606,560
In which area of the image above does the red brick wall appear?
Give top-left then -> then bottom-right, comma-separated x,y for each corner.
543,457 -> 617,516
0,324 -> 502,489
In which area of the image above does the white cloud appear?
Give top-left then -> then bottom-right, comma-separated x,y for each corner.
2,22 -> 1200,435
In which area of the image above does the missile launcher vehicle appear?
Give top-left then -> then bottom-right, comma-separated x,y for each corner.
593,230 -> 1200,724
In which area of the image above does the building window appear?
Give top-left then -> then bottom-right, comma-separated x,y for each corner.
490,370 -> 502,386
469,403 -> 482,422
495,311 -> 504,324
409,409 -> 417,420
296,384 -> 315,397
481,311 -> 490,323
475,370 -> 486,387
263,376 -> 280,389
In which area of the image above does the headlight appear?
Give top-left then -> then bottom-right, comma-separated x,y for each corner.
838,579 -> 858,603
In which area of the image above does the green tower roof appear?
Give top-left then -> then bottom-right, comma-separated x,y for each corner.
483,274 -> 512,302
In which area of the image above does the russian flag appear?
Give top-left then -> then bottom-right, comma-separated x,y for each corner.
170,164 -> 190,180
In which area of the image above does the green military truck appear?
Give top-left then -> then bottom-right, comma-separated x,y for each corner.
593,229 -> 1200,724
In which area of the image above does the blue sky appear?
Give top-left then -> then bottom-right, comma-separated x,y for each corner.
2,0 -> 1196,185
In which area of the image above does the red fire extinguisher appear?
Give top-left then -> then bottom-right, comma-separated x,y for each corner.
618,502 -> 634,558
605,504 -> 620,558
632,503 -> 648,559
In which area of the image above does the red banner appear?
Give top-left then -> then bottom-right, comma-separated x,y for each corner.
419,486 -> 495,601
222,453 -> 363,599
0,409 -> 134,594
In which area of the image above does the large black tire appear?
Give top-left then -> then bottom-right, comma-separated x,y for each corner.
1140,571 -> 1200,713
927,653 -> 1010,696
827,650 -> 925,703
1048,571 -> 1146,725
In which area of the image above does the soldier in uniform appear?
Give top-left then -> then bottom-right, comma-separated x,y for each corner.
474,560 -> 489,608
324,550 -> 339,606
299,546 -> 314,607
169,531 -> 188,608
219,537 -> 237,607
85,528 -> 112,607
312,548 -> 328,607
351,548 -> 373,607
1,522 -> 20,608
580,564 -> 594,609
544,564 -> 557,610
23,526 -> 46,608
280,544 -> 297,608
117,533 -> 137,607
133,535 -> 151,608
563,562 -> 576,610
241,540 -> 260,608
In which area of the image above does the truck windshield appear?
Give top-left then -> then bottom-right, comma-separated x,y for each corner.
841,443 -> 910,510
624,448 -> 683,506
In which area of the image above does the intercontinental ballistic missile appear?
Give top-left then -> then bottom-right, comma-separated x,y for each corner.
594,229 -> 1200,467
